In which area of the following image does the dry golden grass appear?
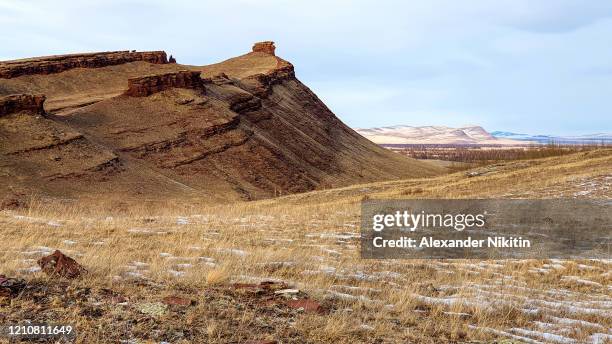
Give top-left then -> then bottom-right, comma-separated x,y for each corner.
0,149 -> 610,343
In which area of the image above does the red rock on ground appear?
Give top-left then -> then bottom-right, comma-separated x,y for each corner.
286,299 -> 323,314
162,296 -> 194,306
37,250 -> 86,279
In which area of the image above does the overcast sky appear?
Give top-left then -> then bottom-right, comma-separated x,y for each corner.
2,0 -> 611,135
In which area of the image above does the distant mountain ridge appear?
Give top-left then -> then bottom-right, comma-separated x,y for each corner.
491,131 -> 612,144
355,125 -> 524,145
355,125 -> 612,145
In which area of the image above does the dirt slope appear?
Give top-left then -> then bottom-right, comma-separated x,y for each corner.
0,42 -> 444,202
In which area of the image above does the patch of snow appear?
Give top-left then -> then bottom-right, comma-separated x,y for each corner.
510,328 -> 577,344
590,333 -> 612,344
576,264 -> 597,270
313,232 -> 359,239
127,228 -> 152,234
469,325 -> 544,344
326,290 -> 376,303
216,248 -> 248,257
168,269 -> 186,277
321,248 -> 341,255
542,263 -> 565,270
330,285 -> 382,294
319,265 -> 337,274
548,316 -> 604,330
561,276 -> 603,287
19,266 -> 41,273
124,271 -> 146,278
412,294 -> 463,307
444,311 -> 471,317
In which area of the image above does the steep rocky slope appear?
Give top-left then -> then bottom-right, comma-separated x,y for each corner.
1,42 -> 444,202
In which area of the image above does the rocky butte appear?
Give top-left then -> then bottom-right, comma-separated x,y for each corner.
0,41 -> 445,201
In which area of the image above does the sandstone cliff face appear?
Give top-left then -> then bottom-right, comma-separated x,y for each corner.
0,94 -> 46,117
252,41 -> 276,55
124,71 -> 203,97
0,51 -> 168,79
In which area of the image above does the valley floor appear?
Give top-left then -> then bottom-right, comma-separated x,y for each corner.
1,149 -> 611,343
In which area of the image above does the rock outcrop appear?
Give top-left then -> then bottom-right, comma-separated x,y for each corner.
0,51 -> 168,79
38,250 -> 87,279
124,70 -> 204,97
0,94 -> 46,117
239,60 -> 295,98
252,41 -> 276,55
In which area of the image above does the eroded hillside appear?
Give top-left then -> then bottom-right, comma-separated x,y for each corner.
0,42 -> 444,203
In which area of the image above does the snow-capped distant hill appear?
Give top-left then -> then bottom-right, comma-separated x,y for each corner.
355,125 -> 525,145
491,131 -> 612,144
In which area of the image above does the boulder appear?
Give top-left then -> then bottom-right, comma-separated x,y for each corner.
285,298 -> 323,313
37,250 -> 86,279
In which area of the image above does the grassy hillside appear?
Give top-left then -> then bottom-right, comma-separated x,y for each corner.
1,150 -> 609,343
